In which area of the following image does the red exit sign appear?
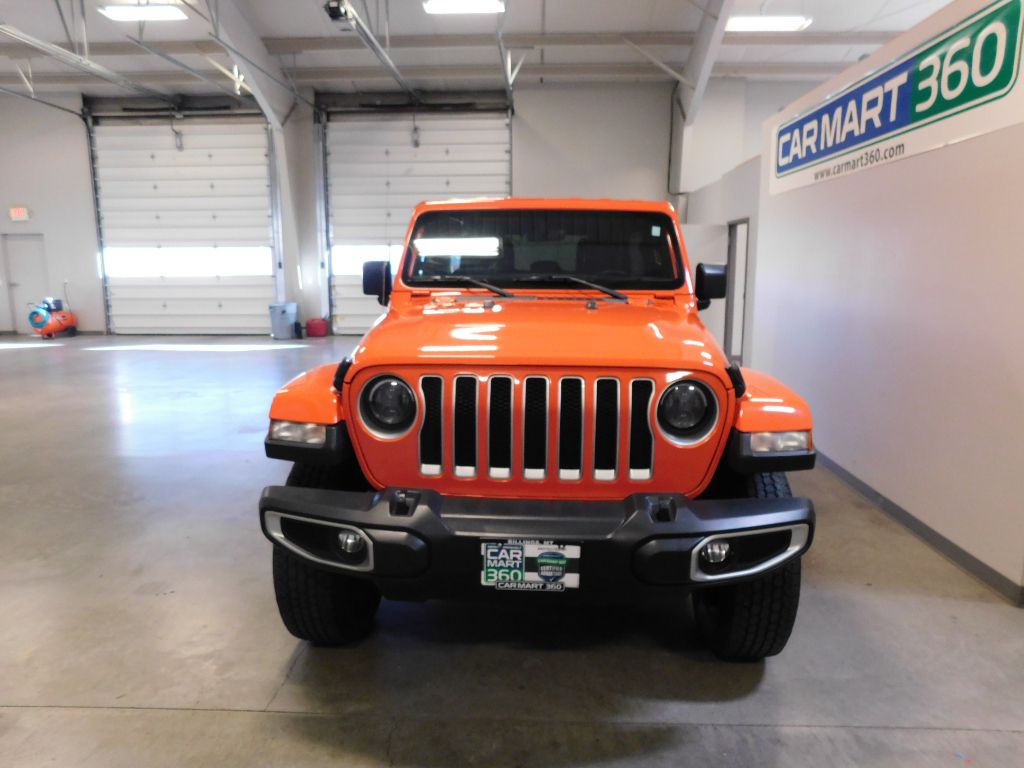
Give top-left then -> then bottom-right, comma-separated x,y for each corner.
8,207 -> 30,222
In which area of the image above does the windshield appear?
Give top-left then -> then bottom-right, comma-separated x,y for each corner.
403,209 -> 684,291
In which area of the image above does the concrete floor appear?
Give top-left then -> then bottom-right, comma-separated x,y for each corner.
1,335 -> 1022,767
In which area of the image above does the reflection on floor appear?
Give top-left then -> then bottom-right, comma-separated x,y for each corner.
1,336 -> 1022,767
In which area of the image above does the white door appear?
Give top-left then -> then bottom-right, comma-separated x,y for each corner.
724,220 -> 750,364
326,112 -> 511,335
94,120 -> 275,334
2,234 -> 50,334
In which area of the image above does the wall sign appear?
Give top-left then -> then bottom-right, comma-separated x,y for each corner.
770,0 -> 1024,193
8,206 -> 31,222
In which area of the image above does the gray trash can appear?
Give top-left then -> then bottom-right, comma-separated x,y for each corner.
269,302 -> 298,340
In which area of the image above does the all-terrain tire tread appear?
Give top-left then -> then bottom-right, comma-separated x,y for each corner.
270,462 -> 381,645
694,471 -> 802,661
272,546 -> 380,645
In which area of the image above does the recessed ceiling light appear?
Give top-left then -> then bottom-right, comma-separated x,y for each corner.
98,4 -> 188,22
422,0 -> 506,15
725,15 -> 813,33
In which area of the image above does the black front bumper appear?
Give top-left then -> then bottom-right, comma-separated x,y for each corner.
259,487 -> 814,602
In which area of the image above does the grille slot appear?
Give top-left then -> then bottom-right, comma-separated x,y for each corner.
453,376 -> 478,477
488,376 -> 513,479
558,378 -> 584,480
419,376 -> 443,475
593,378 -> 619,480
522,377 -> 548,480
629,379 -> 654,480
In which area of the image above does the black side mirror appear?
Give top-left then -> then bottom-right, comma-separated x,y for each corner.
695,263 -> 727,311
362,260 -> 392,306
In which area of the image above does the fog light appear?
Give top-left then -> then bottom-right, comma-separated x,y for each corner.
700,540 -> 731,564
337,531 -> 366,555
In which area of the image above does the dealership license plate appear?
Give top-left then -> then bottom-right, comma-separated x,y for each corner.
480,540 -> 581,592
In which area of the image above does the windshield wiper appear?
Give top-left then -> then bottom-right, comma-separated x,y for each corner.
417,275 -> 514,297
508,274 -> 628,302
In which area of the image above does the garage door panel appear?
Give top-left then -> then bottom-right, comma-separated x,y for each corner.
99,178 -> 269,199
109,316 -> 271,334
96,147 -> 270,168
329,193 -> 503,212
109,297 -> 271,315
327,127 -> 510,146
328,160 -> 510,178
99,195 -> 271,214
102,210 -> 270,229
328,144 -> 508,164
330,175 -> 509,196
94,125 -> 267,151
97,164 -> 269,182
96,121 -> 274,334
330,278 -> 385,334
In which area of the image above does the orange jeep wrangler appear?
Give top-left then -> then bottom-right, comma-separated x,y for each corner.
261,198 -> 815,661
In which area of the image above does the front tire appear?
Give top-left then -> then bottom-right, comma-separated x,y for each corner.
692,472 -> 803,661
272,547 -> 380,645
271,461 -> 380,645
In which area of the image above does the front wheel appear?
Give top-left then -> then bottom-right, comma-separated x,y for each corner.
271,461 -> 380,644
272,547 -> 380,645
692,472 -> 803,661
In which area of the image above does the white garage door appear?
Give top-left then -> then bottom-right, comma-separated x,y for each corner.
326,112 -> 510,335
94,120 -> 275,334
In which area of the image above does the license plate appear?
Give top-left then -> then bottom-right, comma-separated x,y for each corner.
480,540 -> 581,592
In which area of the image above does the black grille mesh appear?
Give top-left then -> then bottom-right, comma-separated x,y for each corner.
523,377 -> 548,473
453,376 -> 477,470
419,376 -> 443,468
558,379 -> 583,472
629,380 -> 654,472
593,378 -> 619,473
488,377 -> 513,471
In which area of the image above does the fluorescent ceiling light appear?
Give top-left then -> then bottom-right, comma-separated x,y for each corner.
725,15 -> 813,32
423,0 -> 506,15
99,4 -> 188,22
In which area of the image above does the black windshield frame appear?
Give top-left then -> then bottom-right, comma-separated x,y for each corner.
402,209 -> 686,291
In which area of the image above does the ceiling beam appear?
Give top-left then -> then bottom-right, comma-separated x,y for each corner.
0,22 -> 172,101
333,0 -> 420,101
204,0 -> 296,128
0,29 -> 900,59
679,0 -> 733,124
0,60 -> 848,89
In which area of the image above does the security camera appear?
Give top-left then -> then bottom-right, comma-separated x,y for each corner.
324,0 -> 348,21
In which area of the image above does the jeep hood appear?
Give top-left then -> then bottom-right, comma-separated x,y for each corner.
351,297 -> 730,375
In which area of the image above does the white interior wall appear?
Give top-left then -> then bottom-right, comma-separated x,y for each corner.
511,82 -> 673,200
0,95 -> 104,332
686,157 -> 761,363
678,223 -> 728,345
753,15 -> 1024,587
679,78 -> 814,193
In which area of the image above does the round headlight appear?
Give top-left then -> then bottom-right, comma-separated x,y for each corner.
657,380 -> 716,439
361,376 -> 416,432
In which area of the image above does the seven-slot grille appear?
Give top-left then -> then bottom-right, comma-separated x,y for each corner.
418,374 -> 656,482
